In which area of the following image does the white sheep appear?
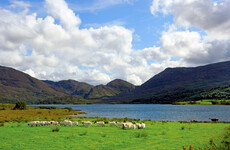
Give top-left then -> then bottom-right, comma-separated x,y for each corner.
60,120 -> 73,126
50,121 -> 59,125
136,123 -> 146,129
81,121 -> 92,126
116,122 -> 123,127
109,121 -> 116,126
95,121 -> 105,127
72,122 -> 78,126
28,121 -> 39,126
122,122 -> 137,129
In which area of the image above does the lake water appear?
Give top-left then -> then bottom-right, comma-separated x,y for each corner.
29,104 -> 230,122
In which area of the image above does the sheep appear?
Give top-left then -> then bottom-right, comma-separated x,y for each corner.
60,120 -> 73,126
50,121 -> 59,126
95,121 -> 105,127
136,123 -> 146,129
81,121 -> 92,126
28,121 -> 39,126
122,122 -> 137,129
116,122 -> 123,127
109,121 -> 116,126
72,122 -> 78,126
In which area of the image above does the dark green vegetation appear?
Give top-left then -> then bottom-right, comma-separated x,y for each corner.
13,101 -> 27,110
1,60 -> 230,104
0,121 -> 229,149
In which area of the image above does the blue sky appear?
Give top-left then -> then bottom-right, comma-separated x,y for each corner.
0,0 -> 229,85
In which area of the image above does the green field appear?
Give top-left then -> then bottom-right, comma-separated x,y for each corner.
0,121 -> 229,150
0,103 -> 230,149
175,99 -> 230,105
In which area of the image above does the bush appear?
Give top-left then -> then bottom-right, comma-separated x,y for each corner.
79,131 -> 87,136
100,132 -> 106,137
13,102 -> 26,110
51,127 -> 60,132
64,107 -> 73,112
181,126 -> 185,130
0,122 -> 4,127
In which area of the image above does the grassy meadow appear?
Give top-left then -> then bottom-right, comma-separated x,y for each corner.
0,121 -> 230,150
0,103 -> 230,150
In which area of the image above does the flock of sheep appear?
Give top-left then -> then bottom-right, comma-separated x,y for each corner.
28,120 -> 146,129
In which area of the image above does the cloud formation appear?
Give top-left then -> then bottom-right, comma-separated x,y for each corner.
0,0 -> 229,86
0,0 -> 164,85
150,0 -> 230,65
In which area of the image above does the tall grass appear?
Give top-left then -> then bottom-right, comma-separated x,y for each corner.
0,103 -> 84,123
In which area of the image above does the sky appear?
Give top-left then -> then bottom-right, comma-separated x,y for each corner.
0,0 -> 230,85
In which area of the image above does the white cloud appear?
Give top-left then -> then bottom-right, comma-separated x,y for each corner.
150,0 -> 230,40
45,0 -> 81,30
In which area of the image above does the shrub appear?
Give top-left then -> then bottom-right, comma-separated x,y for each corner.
181,126 -> 185,130
13,102 -> 26,110
0,122 -> 4,127
51,127 -> 60,132
79,131 -> 87,136
100,132 -> 106,137
64,107 -> 73,112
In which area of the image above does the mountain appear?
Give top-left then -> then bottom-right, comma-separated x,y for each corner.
0,66 -> 64,103
43,80 -> 93,96
0,65 -> 135,104
107,79 -> 135,93
85,79 -> 135,99
1,60 -> 230,104
129,61 -> 230,103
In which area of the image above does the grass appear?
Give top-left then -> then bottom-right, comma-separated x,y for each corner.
0,103 -> 85,123
1,103 -> 230,149
175,99 -> 230,105
0,121 -> 229,149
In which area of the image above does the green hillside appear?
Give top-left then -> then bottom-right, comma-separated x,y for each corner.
0,66 -> 64,103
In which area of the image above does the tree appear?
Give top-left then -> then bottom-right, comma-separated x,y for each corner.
13,101 -> 27,110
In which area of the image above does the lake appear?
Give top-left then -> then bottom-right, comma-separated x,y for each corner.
29,104 -> 230,122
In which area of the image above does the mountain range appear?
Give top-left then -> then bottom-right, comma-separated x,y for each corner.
1,60 -> 230,104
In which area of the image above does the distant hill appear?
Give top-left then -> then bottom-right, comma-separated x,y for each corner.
0,66 -> 64,103
1,60 -> 230,104
43,80 -> 93,96
129,61 -> 230,103
0,66 -> 135,104
85,79 -> 135,99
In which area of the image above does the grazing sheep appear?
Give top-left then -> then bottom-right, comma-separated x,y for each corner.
122,122 -> 137,129
95,121 -> 105,127
50,121 -> 59,125
28,121 -> 39,126
109,121 -> 116,126
137,123 -> 145,129
72,122 -> 78,126
60,120 -> 73,126
81,121 -> 92,126
116,122 -> 123,127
